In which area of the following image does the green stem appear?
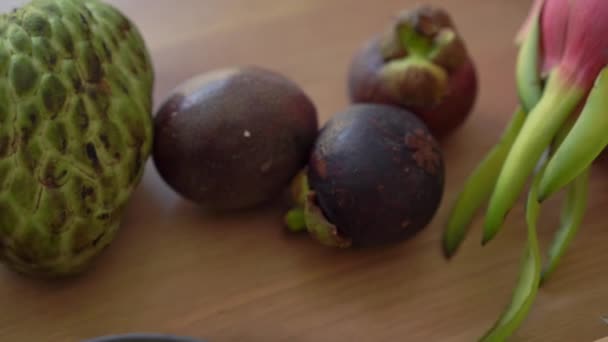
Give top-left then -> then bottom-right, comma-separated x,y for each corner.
483,71 -> 584,244
284,171 -> 310,233
539,67 -> 608,201
397,24 -> 433,57
442,107 -> 526,258
284,208 -> 307,233
540,167 -> 588,285
304,192 -> 352,248
479,162 -> 544,342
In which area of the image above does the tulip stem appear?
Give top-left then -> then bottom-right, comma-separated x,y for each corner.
442,107 -> 526,258
483,71 -> 584,244
539,67 -> 608,201
480,162 -> 544,342
541,167 -> 588,285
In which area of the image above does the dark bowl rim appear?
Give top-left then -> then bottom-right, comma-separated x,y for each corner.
82,333 -> 205,342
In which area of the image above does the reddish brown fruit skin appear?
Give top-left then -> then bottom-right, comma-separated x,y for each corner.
347,35 -> 478,139
153,67 -> 318,210
308,104 -> 445,247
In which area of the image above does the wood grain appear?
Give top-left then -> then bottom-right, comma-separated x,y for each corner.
1,0 -> 607,341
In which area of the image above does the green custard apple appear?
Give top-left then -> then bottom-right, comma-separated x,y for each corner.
0,0 -> 154,276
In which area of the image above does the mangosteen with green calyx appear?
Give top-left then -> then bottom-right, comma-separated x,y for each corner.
153,66 -> 319,211
286,104 -> 445,247
347,5 -> 478,139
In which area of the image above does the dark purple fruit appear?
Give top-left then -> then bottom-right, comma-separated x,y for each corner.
153,67 -> 318,210
347,5 -> 478,139
305,104 -> 445,247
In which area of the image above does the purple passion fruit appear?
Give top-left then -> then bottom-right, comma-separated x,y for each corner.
295,104 -> 445,247
153,67 -> 318,211
347,5 -> 478,139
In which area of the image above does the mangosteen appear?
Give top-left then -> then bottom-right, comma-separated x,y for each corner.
153,66 -> 318,211
347,5 -> 478,138
288,104 -> 445,247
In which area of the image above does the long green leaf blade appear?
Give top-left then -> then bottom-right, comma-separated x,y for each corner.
539,67 -> 608,201
541,168 -> 589,284
516,8 -> 543,113
479,164 -> 544,341
483,72 -> 583,244
443,108 -> 526,257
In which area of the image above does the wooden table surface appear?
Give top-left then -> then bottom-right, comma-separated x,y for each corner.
1,0 -> 608,341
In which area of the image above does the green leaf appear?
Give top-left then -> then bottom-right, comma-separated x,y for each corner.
516,9 -> 543,113
539,67 -> 608,201
483,71 -> 583,244
541,167 -> 589,284
442,107 -> 526,257
479,163 -> 544,342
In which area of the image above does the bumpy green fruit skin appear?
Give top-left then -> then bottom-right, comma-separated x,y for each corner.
0,0 -> 154,276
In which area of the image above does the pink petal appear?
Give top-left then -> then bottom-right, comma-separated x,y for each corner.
561,0 -> 608,88
540,0 -> 570,74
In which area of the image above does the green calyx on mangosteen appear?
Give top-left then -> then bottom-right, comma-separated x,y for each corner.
153,66 -> 318,211
287,104 -> 445,248
347,5 -> 478,139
